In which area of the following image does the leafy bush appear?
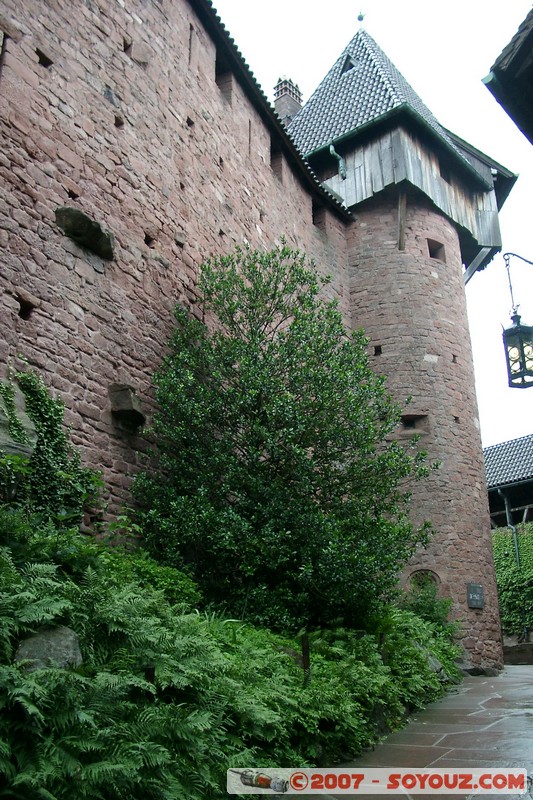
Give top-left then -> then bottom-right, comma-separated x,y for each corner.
134,243 -> 433,631
0,508 -> 459,799
492,524 -> 533,636
400,572 -> 458,636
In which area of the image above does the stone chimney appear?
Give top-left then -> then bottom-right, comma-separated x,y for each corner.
274,77 -> 303,126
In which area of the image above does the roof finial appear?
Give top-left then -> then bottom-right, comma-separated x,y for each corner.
357,10 -> 365,25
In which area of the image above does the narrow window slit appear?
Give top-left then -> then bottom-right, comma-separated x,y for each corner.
312,202 -> 326,230
270,140 -> 283,181
36,48 -> 53,68
15,290 -> 40,320
427,239 -> 446,263
188,24 -> 194,65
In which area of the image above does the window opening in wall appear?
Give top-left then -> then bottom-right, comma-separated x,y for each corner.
123,37 -> 132,55
320,160 -> 338,182
409,569 -> 439,591
36,48 -> 53,68
454,416 -> 460,424
188,24 -> 194,65
66,188 -> 79,200
270,140 -> 283,181
17,296 -> 35,320
427,239 -> 446,263
215,50 -> 233,104
452,354 -> 457,363
186,116 -> 194,128
439,157 -> 451,184
401,414 -> 428,432
0,33 -> 7,82
374,345 -> 382,356
312,202 -> 326,230
114,114 -> 124,128
144,232 -> 155,248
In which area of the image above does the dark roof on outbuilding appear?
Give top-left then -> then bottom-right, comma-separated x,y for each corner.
483,9 -> 533,146
484,434 -> 533,489
288,29 -> 488,187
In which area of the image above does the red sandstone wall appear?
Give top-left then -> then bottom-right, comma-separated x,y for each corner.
0,0 -> 502,669
348,187 -> 502,669
0,0 -> 348,509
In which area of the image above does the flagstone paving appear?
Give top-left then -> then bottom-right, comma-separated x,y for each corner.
317,665 -> 533,800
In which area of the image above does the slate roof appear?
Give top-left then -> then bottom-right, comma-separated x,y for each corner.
484,434 -> 533,489
288,29 -> 485,184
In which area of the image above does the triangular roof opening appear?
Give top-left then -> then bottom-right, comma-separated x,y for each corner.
340,54 -> 357,75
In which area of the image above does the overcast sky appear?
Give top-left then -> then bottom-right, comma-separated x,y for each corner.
212,0 -> 533,447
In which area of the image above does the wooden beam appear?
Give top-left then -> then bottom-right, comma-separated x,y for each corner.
397,188 -> 406,251
464,247 -> 492,284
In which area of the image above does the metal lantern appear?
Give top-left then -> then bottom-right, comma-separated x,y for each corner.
503,313 -> 533,388
502,252 -> 533,389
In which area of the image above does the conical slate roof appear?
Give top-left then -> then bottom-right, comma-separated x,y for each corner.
289,29 -> 473,170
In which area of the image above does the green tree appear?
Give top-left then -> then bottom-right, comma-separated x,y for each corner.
134,244 -> 431,631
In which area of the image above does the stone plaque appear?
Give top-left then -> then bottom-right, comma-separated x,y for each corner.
467,583 -> 484,609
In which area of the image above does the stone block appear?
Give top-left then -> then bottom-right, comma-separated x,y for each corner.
0,381 -> 37,458
108,383 -> 146,430
15,626 -> 83,671
55,207 -> 114,260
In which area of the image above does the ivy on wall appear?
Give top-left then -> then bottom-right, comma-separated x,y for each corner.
0,371 -> 101,524
492,524 -> 533,637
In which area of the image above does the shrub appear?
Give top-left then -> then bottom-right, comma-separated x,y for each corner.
134,243 -> 433,632
0,508 -> 459,799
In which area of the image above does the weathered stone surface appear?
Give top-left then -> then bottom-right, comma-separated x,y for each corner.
108,383 -> 146,429
0,0 -> 502,671
55,207 -> 114,260
15,626 -> 83,671
503,642 -> 533,665
0,382 -> 37,458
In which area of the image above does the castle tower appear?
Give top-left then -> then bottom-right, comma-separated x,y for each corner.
289,30 -> 517,670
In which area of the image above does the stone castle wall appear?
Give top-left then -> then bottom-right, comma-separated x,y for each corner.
0,0 -> 502,667
0,0 -> 348,508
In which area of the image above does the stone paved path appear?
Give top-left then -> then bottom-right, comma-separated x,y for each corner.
316,665 -> 533,800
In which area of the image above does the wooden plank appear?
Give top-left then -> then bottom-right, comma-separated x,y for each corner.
343,151 -> 357,207
397,188 -> 407,251
380,131 -> 395,186
371,140 -> 384,194
464,247 -> 492,284
391,127 -> 407,183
